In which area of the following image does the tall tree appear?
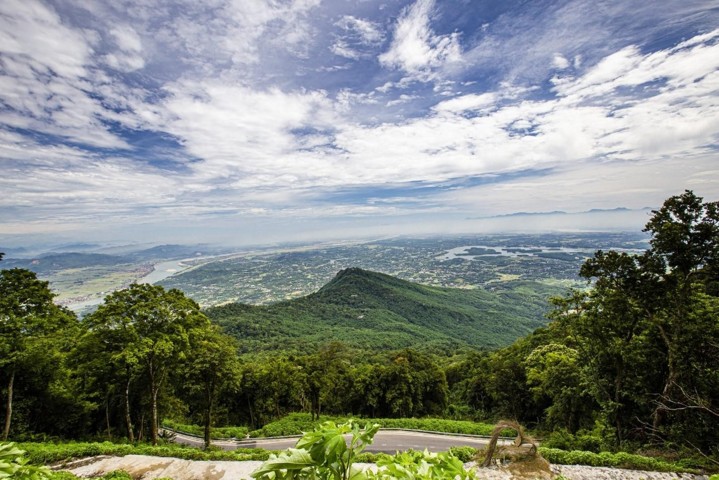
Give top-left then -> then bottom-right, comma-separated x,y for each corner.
84,284 -> 210,445
552,191 -> 719,449
0,268 -> 74,440
642,191 -> 719,430
181,325 -> 242,449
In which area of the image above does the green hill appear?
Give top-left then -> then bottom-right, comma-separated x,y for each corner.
206,267 -> 560,353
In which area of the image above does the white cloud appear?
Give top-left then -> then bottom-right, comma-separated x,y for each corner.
331,15 -> 384,60
103,25 -> 145,71
433,92 -> 497,113
379,0 -> 462,80
157,81 -> 337,186
552,54 -> 570,69
2,2 -> 719,241
331,40 -> 360,60
0,0 -> 134,148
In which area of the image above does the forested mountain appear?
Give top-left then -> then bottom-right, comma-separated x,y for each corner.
207,267 -> 559,353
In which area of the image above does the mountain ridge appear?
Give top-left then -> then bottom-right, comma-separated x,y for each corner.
206,267 -> 559,353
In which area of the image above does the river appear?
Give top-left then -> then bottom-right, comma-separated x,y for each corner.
65,258 -> 197,313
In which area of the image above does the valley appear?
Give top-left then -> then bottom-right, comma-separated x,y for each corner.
0,232 -> 647,313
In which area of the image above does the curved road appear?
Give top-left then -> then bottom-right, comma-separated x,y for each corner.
169,429 -> 512,454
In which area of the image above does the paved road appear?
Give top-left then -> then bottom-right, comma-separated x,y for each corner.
169,429 -> 511,453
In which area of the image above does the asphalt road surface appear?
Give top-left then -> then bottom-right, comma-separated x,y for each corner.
169,429 -> 511,453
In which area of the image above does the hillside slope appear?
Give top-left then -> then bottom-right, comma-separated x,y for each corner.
206,268 -> 560,352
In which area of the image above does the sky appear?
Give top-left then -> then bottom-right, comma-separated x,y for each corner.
1,0 -> 718,248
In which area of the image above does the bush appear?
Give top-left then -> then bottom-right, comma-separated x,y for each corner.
447,446 -> 477,463
250,420 -> 475,480
100,472 -> 132,480
539,447 -> 698,473
249,413 -> 500,438
17,441 -> 272,465
1,442 -> 53,480
162,419 -> 249,439
542,429 -> 602,453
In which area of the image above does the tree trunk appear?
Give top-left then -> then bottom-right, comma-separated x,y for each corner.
246,395 -> 255,430
124,376 -> 135,442
653,325 -> 679,431
614,367 -> 624,445
151,386 -> 159,446
204,386 -> 213,450
105,392 -> 112,440
2,369 -> 15,440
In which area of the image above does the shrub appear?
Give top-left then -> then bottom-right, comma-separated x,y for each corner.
100,472 -> 133,480
1,442 -> 53,480
251,420 -> 475,480
447,446 -> 477,463
249,414 -> 500,438
542,429 -> 602,452
539,447 -> 698,473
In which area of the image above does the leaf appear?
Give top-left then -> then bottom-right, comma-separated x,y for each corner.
251,449 -> 316,478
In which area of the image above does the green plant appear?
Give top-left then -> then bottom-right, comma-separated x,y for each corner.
0,442 -> 52,480
446,447 -> 477,463
368,450 -> 475,480
99,472 -> 132,480
538,447 -> 699,473
252,420 -> 476,480
252,420 -> 379,480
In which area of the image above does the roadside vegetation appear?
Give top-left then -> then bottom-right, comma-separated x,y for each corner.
243,413 -> 501,438
1,191 -> 718,473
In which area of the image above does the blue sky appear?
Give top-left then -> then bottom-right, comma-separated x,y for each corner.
1,0 -> 718,247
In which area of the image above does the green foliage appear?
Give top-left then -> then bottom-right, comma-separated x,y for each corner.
163,420 -> 248,439
541,429 -> 602,453
248,413 -> 499,438
207,268 -> 555,353
47,472 -> 79,480
251,420 -> 475,480
80,283 -> 215,445
539,447 -> 698,473
0,269 -> 79,439
0,442 -> 52,480
252,420 -> 379,480
178,324 -> 242,448
446,447 -> 477,463
368,450 -> 475,480
98,471 -> 132,480
17,441 -> 272,465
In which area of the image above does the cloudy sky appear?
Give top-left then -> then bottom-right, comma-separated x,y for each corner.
1,0 -> 718,247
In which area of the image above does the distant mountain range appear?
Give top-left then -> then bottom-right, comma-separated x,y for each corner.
0,244 -> 223,274
483,206 -> 651,219
207,267 -> 559,353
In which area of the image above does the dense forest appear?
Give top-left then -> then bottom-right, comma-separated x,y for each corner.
0,191 -> 717,460
206,267 -> 558,352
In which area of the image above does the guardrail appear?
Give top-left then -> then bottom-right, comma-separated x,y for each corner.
164,427 -> 513,443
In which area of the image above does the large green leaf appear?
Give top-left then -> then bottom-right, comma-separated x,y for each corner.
251,449 -> 316,478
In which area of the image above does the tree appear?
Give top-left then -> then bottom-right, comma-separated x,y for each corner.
525,343 -> 592,432
84,284 -> 210,445
551,191 -> 719,450
0,269 -> 74,440
181,325 -> 241,449
641,191 -> 719,430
